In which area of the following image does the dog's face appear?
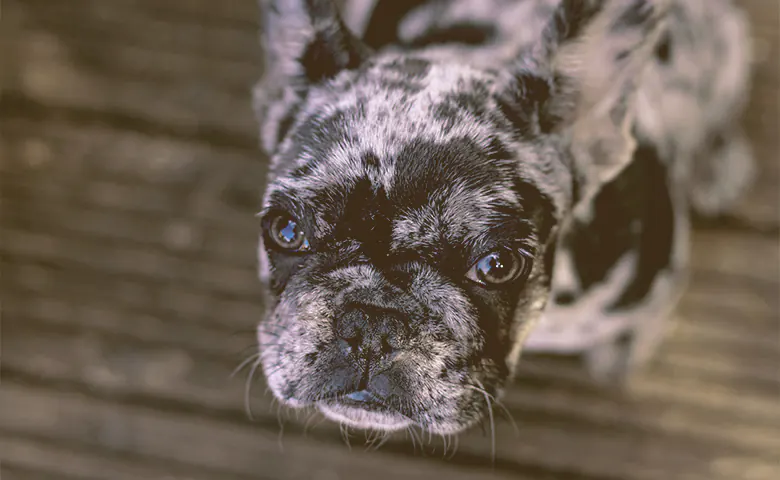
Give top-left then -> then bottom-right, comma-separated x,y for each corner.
253,0 -> 664,434
257,58 -> 559,434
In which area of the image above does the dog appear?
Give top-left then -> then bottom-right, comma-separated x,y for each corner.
251,0 -> 754,435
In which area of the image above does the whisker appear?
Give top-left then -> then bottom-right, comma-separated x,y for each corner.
364,428 -> 381,451
231,352 -> 261,378
340,423 -> 353,451
267,395 -> 278,413
244,357 -> 263,421
448,434 -> 460,460
410,427 -> 424,456
379,429 -> 391,447
463,382 -> 520,438
277,412 -> 286,453
406,426 -> 417,452
302,410 -> 316,438
371,431 -> 393,451
474,380 -> 496,466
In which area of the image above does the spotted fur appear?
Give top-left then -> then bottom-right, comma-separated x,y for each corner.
253,0 -> 754,433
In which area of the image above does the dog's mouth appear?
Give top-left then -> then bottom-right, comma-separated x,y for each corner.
316,390 -> 413,431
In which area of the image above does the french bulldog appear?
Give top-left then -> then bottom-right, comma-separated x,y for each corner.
252,0 -> 754,435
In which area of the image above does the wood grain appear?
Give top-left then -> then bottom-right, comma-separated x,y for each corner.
2,0 -> 779,479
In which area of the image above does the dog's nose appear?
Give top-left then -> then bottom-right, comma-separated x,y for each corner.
334,306 -> 405,359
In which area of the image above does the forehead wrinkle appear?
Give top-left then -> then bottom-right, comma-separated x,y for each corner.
307,59 -> 501,143
440,182 -> 520,245
264,55 -> 538,219
391,178 -> 521,252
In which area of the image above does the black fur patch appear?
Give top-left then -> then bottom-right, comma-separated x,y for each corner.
299,18 -> 370,82
407,23 -> 497,48
564,142 -> 674,309
610,144 -> 675,309
363,0 -> 430,49
655,31 -> 673,64
336,178 -> 395,264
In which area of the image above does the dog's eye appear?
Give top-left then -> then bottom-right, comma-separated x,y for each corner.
267,213 -> 310,252
466,249 -> 530,286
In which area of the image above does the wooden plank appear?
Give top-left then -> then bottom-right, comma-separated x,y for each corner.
1,464 -> 82,480
4,315 -> 779,478
689,230 -> 779,284
0,434 -> 260,480
5,268 -> 778,391
739,0 -> 780,32
7,0 -> 778,226
0,117 -> 260,183
55,0 -> 261,28
3,226 -> 777,344
5,32 -> 256,138
2,1 -> 779,478
0,119 -> 265,232
16,0 -> 260,62
672,304 -> 779,351
733,0 -> 780,226
7,217 -> 775,311
6,252 -> 776,371
6,315 -> 776,429
3,120 -> 776,283
8,157 -> 778,279
0,382 -> 551,480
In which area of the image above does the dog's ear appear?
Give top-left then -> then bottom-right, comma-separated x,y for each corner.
504,0 -> 668,206
255,0 -> 372,154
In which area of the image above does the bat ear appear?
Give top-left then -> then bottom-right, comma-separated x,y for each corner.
502,0 -> 669,204
259,0 -> 372,85
255,0 -> 373,154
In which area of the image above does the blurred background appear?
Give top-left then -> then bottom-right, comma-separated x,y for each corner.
0,1 -> 778,479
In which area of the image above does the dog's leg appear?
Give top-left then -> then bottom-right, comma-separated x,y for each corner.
583,182 -> 691,385
527,142 -> 692,384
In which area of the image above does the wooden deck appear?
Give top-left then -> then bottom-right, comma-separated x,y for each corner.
1,1 -> 778,479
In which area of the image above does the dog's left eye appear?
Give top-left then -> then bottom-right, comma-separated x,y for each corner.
466,249 -> 530,286
266,213 -> 310,253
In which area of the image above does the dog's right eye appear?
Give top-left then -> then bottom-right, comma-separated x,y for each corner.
267,213 -> 310,253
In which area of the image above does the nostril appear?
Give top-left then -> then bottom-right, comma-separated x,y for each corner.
335,305 -> 407,358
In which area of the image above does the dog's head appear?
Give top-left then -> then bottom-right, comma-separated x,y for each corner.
253,0 -> 666,434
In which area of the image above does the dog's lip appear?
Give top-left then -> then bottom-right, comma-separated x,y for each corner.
316,389 -> 414,419
317,392 -> 414,431
317,402 -> 413,431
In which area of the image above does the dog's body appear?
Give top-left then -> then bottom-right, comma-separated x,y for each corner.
253,0 -> 753,434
